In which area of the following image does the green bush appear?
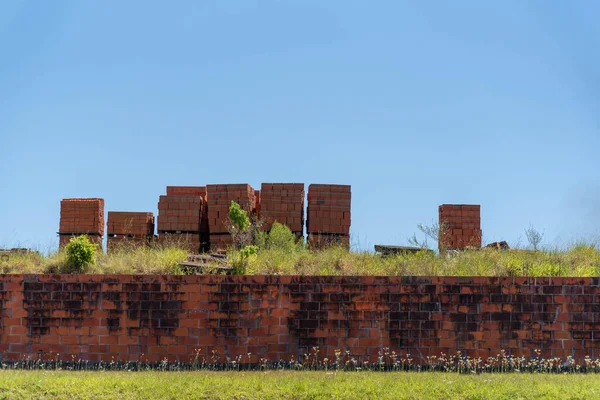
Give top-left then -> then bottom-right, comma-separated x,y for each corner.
64,236 -> 97,273
240,245 -> 258,258
231,245 -> 258,275
265,222 -> 298,252
228,201 -> 250,232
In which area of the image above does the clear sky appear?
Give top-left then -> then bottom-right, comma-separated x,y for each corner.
1,1 -> 599,253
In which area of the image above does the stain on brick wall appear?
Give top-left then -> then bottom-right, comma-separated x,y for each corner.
3,275 -> 598,364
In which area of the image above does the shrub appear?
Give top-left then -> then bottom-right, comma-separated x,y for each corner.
64,236 -> 98,273
231,245 -> 258,275
525,225 -> 544,250
228,201 -> 250,232
265,222 -> 298,252
228,201 -> 251,248
240,245 -> 258,258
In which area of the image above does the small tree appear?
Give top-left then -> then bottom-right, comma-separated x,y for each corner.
265,222 -> 297,251
228,201 -> 251,248
228,201 -> 250,231
525,225 -> 544,250
65,235 -> 97,273
408,220 -> 449,251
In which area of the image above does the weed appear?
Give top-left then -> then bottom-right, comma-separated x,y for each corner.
2,242 -> 599,276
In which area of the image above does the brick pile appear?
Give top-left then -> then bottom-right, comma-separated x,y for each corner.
106,212 -> 155,252
58,198 -> 104,248
157,186 -> 207,253
254,190 -> 261,217
259,183 -> 304,236
206,184 -> 256,250
438,204 -> 482,252
306,184 -> 351,248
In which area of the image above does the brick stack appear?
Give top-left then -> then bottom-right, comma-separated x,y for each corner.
438,204 -> 482,252
58,198 -> 104,248
254,190 -> 261,217
306,184 -> 351,248
106,212 -> 155,252
259,183 -> 304,237
157,186 -> 207,253
206,184 -> 256,250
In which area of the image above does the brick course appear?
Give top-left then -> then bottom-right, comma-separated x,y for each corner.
1,275 -> 598,364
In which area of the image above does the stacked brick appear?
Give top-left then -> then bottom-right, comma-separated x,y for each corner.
259,183 -> 304,237
306,184 -> 351,248
438,204 -> 482,252
206,184 -> 256,250
106,212 -> 155,252
58,198 -> 104,248
157,187 -> 207,253
254,190 -> 261,217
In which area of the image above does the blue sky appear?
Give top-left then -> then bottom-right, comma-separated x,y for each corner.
1,1 -> 599,252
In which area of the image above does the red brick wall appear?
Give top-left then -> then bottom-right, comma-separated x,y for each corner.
2,275 -> 598,364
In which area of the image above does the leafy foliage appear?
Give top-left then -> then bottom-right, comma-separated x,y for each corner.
264,222 -> 299,252
231,245 -> 258,275
228,201 -> 250,232
64,236 -> 97,273
240,245 -> 258,258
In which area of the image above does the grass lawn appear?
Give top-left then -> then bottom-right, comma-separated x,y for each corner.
0,371 -> 598,399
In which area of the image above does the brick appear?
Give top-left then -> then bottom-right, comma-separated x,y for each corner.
438,204 -> 481,251
3,275 -> 600,364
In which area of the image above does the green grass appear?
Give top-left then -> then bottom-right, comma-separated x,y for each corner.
242,243 -> 600,276
2,240 -> 600,276
0,245 -> 188,275
0,370 -> 598,399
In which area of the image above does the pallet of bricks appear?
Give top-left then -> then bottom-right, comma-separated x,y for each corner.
58,198 -> 104,249
260,183 -> 304,239
106,212 -> 155,252
306,184 -> 351,248
157,187 -> 207,253
438,204 -> 482,252
206,184 -> 256,251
